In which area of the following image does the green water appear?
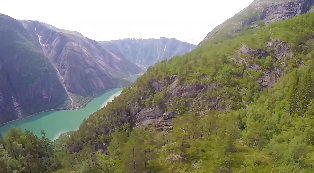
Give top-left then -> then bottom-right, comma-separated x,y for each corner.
0,74 -> 141,141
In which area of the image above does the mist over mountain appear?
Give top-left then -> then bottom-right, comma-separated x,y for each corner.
100,37 -> 195,68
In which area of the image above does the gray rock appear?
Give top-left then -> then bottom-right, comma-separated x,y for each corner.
238,44 -> 269,58
247,62 -> 261,71
262,0 -> 312,24
258,67 -> 284,89
239,44 -> 251,54
266,38 -> 293,60
128,101 -> 142,117
151,81 -> 163,92
249,49 -> 269,58
163,112 -> 179,120
136,107 -> 163,124
198,0 -> 314,46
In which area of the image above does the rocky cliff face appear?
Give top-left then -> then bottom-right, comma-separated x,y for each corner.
0,15 -> 143,125
199,0 -> 314,45
0,14 -> 68,125
21,21 -> 142,98
100,38 -> 195,68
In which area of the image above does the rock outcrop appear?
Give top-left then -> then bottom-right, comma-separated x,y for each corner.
231,38 -> 291,89
125,75 -> 226,130
258,67 -> 284,89
266,38 -> 293,61
198,0 -> 314,46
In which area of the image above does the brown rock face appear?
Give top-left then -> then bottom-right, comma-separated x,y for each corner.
0,14 -> 68,125
21,21 -> 143,97
0,15 -> 143,125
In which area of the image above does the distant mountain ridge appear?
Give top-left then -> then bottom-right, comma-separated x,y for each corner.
0,14 -> 143,125
100,37 -> 196,68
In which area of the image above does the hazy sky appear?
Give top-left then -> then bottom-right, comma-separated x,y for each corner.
0,0 -> 254,44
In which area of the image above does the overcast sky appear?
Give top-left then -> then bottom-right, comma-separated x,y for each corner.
0,0 -> 254,44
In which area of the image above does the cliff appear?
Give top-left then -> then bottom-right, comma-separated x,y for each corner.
198,0 -> 314,46
0,15 -> 143,125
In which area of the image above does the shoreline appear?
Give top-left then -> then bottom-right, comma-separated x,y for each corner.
0,73 -> 143,129
0,87 -> 119,128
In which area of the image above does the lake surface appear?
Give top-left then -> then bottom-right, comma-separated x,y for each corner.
0,74 -> 141,140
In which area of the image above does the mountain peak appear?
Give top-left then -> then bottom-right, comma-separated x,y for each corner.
100,37 -> 195,67
198,0 -> 314,46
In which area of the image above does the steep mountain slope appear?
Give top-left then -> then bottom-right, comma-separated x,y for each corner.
21,21 -> 143,100
2,0 -> 314,172
47,1 -> 314,172
198,0 -> 314,46
0,15 -> 143,126
100,37 -> 195,67
0,14 -> 68,125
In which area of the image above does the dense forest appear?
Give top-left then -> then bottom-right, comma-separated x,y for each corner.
2,7 -> 314,173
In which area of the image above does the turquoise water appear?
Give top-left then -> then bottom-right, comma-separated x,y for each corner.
0,74 -> 141,140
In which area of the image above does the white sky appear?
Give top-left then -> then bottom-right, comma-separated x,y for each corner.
0,0 -> 254,44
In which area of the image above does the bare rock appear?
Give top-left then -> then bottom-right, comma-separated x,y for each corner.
167,83 -> 206,98
128,100 -> 142,117
151,81 -> 163,92
136,107 -> 163,125
247,62 -> 261,71
239,44 -> 251,54
262,0 -> 312,24
199,0 -> 314,46
266,38 -> 293,60
163,112 -> 179,120
239,44 -> 269,58
258,67 -> 284,89
182,84 -> 206,98
249,49 -> 269,58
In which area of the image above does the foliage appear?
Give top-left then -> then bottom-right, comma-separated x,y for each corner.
3,8 -> 314,173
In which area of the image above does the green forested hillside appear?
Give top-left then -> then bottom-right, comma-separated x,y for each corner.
2,7 -> 314,173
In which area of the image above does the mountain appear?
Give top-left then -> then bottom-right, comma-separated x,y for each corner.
0,14 -> 68,125
0,14 -> 142,125
99,37 -> 196,68
198,0 -> 314,46
2,0 -> 314,172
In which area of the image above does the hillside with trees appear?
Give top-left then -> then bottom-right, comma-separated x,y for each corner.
1,0 -> 314,172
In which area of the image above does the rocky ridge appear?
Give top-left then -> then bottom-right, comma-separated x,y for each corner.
0,14 -> 68,125
0,15 -> 143,125
100,37 -> 196,68
198,0 -> 314,46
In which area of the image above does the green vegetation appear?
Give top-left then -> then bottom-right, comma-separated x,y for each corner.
2,8 -> 314,173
